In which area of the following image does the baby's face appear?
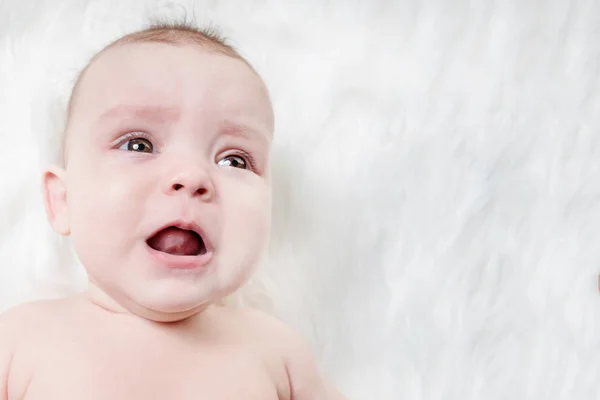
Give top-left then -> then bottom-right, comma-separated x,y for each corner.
54,42 -> 273,321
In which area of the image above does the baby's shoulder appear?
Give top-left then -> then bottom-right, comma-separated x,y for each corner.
211,305 -> 305,347
210,306 -> 320,374
0,298 -> 66,393
211,306 -> 340,399
0,298 -> 69,345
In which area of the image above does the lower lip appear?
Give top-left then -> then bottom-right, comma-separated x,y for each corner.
146,245 -> 214,270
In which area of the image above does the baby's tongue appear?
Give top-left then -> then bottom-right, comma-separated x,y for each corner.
147,227 -> 202,256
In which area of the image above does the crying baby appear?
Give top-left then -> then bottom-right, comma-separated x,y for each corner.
0,21 -> 346,400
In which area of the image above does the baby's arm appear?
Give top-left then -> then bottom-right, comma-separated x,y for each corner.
0,348 -> 8,400
0,352 -> 9,400
0,307 -> 19,400
281,332 -> 347,400
240,308 -> 347,399
0,302 -> 44,400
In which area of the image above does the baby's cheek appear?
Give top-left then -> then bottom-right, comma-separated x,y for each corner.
68,172 -> 142,239
228,188 -> 271,244
218,191 -> 270,288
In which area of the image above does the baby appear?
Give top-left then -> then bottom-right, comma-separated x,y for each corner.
0,21 -> 346,400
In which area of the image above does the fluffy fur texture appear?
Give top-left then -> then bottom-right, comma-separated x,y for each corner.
1,0 -> 599,398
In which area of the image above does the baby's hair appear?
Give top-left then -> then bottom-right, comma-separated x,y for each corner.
113,20 -> 241,58
61,19 -> 252,165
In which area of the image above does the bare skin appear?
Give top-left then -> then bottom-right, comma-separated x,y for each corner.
0,41 -> 347,399
0,296 -> 342,400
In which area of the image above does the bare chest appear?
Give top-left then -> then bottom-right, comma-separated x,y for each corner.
14,328 -> 280,400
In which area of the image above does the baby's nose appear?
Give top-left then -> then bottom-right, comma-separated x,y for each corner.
166,165 -> 214,200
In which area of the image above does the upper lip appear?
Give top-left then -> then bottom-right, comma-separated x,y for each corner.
147,219 -> 213,252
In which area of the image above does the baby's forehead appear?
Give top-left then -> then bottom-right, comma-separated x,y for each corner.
69,27 -> 264,107
75,43 -> 219,98
71,42 -> 270,118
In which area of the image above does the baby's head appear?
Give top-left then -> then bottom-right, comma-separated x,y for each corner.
42,21 -> 274,322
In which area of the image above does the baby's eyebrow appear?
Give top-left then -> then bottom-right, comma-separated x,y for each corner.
222,120 -> 271,145
96,104 -> 180,123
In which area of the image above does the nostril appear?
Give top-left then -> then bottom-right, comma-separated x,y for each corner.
169,182 -> 211,197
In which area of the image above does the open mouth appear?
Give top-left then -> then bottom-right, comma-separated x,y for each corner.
146,226 -> 207,256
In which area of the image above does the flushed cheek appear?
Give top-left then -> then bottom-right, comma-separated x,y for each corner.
214,205 -> 269,294
220,186 -> 271,259
67,170 -> 152,256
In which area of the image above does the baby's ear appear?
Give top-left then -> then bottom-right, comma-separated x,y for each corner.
42,166 -> 70,236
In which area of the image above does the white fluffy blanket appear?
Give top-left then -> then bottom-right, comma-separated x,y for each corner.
1,1 -> 598,399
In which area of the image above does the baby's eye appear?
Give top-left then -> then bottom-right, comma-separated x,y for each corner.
119,138 -> 153,153
218,155 -> 247,169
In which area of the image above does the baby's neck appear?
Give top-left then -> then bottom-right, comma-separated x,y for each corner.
82,283 -> 212,323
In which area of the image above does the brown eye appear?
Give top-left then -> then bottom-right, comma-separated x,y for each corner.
120,138 -> 153,153
218,155 -> 247,169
